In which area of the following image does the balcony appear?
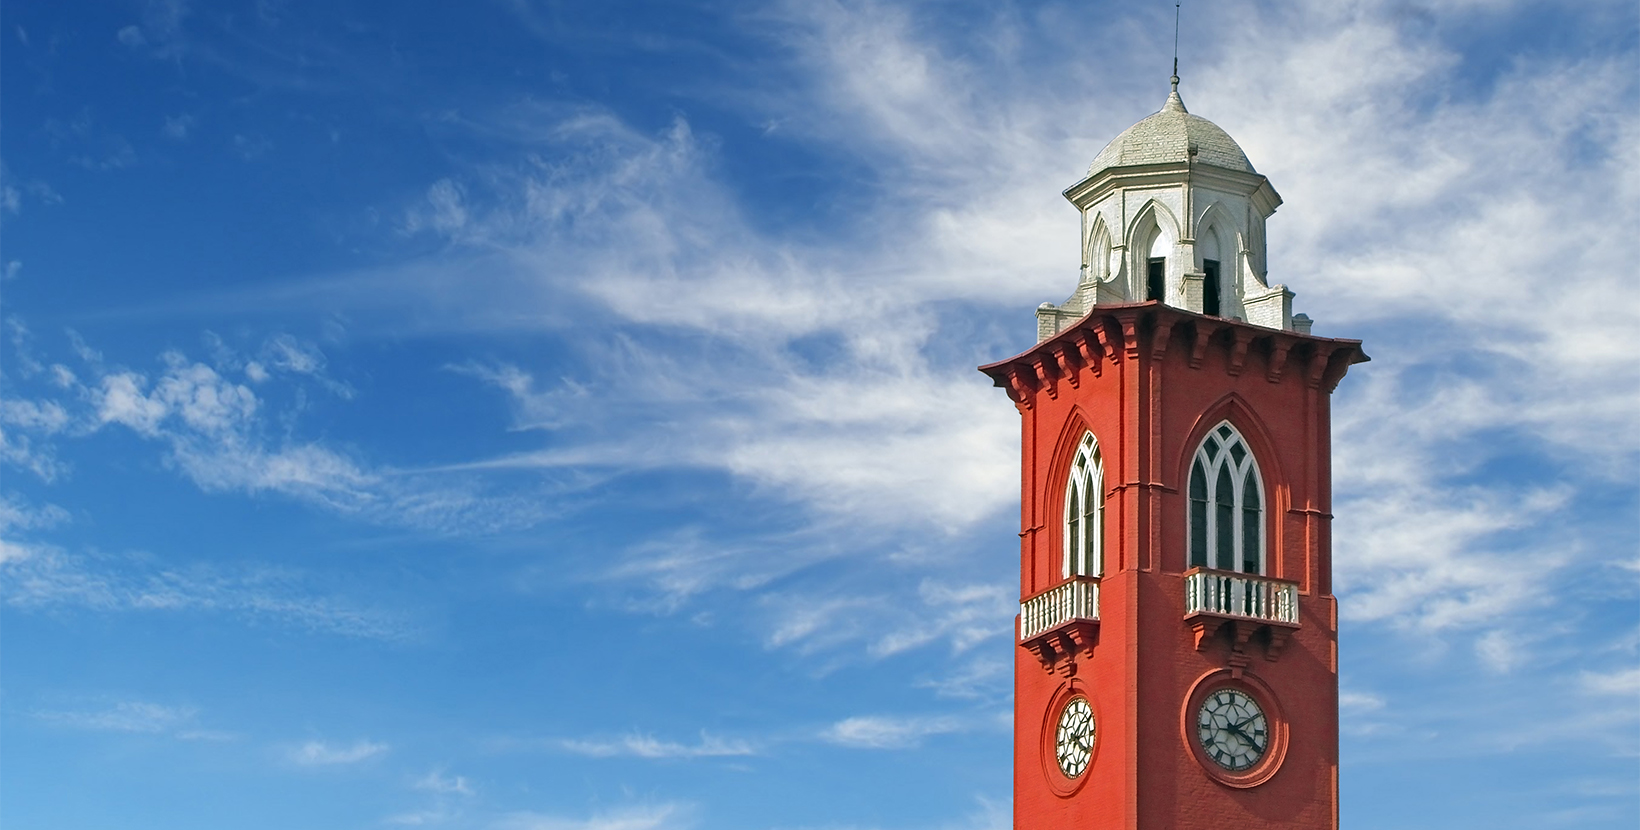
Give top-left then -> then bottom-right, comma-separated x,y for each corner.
1183,568 -> 1299,668
1018,577 -> 1099,676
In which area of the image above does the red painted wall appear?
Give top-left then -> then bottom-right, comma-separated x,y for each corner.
984,304 -> 1364,830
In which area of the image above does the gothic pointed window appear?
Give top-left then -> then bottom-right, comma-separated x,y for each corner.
1064,432 -> 1103,578
1200,227 -> 1223,316
1186,422 -> 1265,574
1146,231 -> 1168,302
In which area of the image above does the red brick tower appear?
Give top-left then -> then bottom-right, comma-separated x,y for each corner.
980,80 -> 1366,829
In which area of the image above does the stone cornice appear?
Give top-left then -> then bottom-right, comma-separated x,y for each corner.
1063,163 -> 1282,218
979,302 -> 1368,409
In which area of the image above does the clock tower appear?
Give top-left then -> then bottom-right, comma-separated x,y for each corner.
980,78 -> 1366,829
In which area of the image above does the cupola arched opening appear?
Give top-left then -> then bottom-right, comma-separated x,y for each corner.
1126,202 -> 1179,305
1146,228 -> 1169,302
1199,225 -> 1224,317
1086,218 -> 1112,283
1187,421 -> 1265,574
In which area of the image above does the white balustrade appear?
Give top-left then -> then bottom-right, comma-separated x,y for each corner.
1183,570 -> 1299,625
1019,578 -> 1100,641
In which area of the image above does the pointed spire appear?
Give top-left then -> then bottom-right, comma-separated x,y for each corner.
1164,76 -> 1188,114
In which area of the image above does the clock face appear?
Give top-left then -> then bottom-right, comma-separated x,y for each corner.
1054,696 -> 1095,778
1195,688 -> 1268,771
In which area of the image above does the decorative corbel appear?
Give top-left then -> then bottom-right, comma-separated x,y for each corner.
1150,317 -> 1175,362
1031,353 -> 1061,400
1226,623 -> 1258,678
1122,317 -> 1142,360
1023,638 -> 1059,673
1094,319 -> 1120,363
1227,330 -> 1254,377
1075,330 -> 1102,378
1321,348 -> 1355,393
1191,618 -> 1228,650
1265,627 -> 1291,661
1266,339 -> 1292,384
1305,348 -> 1333,390
1004,364 -> 1038,410
1189,324 -> 1214,369
1054,341 -> 1084,388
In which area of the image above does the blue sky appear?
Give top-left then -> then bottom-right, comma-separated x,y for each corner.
2,1 -> 1636,828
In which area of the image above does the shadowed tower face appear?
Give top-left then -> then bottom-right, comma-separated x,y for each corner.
982,80 -> 1367,830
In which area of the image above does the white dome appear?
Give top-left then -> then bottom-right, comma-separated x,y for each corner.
1087,87 -> 1255,176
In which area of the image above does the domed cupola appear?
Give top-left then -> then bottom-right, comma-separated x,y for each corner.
1037,79 -> 1309,342
1086,86 -> 1255,177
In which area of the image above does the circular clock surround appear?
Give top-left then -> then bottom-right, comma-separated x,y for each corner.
1180,669 -> 1288,788
1040,682 -> 1100,796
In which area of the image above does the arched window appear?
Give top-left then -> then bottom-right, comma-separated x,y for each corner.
1087,219 -> 1111,283
1199,226 -> 1222,316
1063,432 -> 1103,578
1147,230 -> 1169,302
1187,422 -> 1264,574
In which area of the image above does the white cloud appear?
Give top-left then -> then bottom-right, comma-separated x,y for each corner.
869,580 -> 1011,657
59,0 -> 1635,697
387,808 -> 458,826
0,495 -> 70,534
820,714 -> 965,749
34,700 -> 196,733
413,769 -> 474,795
1,398 -> 70,433
163,113 -> 195,140
404,178 -> 469,237
0,428 -> 66,482
1581,667 -> 1640,697
0,543 -> 411,640
559,731 -> 754,759
94,372 -> 171,436
290,739 -> 389,766
116,24 -> 146,48
3,331 -> 549,534
494,803 -> 693,830
265,1 -> 1630,686
260,333 -> 327,377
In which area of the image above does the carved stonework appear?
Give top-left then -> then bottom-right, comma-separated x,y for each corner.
1188,617 -> 1299,679
1022,621 -> 1100,676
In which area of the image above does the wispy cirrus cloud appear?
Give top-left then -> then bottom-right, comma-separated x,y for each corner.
0,329 -> 554,535
290,738 -> 390,766
819,713 -> 968,750
413,769 -> 475,796
287,0 -> 1637,662
40,0 -> 1634,759
493,802 -> 694,830
1582,667 -> 1640,697
559,730 -> 755,760
0,542 -> 412,641
34,700 -> 195,734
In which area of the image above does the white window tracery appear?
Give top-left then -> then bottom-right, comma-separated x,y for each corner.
1187,422 -> 1265,574
1063,432 -> 1103,578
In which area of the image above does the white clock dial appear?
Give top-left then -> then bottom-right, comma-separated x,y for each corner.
1054,696 -> 1095,778
1196,688 -> 1269,771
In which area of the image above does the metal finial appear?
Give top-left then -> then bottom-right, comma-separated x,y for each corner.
1172,3 -> 1181,83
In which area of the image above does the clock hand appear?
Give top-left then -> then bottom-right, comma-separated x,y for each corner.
1223,722 -> 1254,747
